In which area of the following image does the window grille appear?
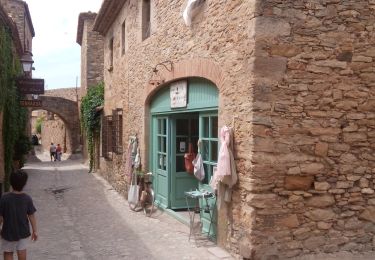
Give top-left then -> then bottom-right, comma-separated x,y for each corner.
112,108 -> 123,154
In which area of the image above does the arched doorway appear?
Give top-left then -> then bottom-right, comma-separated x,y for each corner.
149,77 -> 219,237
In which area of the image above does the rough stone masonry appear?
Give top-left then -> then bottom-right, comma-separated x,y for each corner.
242,1 -> 375,259
85,0 -> 375,259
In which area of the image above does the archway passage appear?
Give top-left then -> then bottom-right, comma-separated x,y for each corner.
32,96 -> 80,154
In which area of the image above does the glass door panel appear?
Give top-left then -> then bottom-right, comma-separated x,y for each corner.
199,113 -> 218,238
154,117 -> 169,208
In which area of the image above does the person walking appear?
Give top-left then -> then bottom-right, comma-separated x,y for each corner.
49,143 -> 56,162
56,144 -> 62,161
0,170 -> 38,260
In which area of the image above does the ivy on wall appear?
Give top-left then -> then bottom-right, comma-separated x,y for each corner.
0,24 -> 29,190
35,116 -> 43,134
80,82 -> 104,172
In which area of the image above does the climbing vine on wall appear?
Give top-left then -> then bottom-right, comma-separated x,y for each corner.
80,82 -> 104,172
0,24 -> 28,191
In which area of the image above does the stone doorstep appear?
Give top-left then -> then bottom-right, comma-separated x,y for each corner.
207,246 -> 233,259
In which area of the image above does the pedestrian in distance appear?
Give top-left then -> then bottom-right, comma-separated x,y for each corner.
56,144 -> 62,161
0,170 -> 38,260
49,143 -> 56,162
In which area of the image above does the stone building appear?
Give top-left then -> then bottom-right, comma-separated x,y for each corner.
0,0 -> 34,189
77,12 -> 104,161
0,1 -> 22,191
77,12 -> 104,97
79,0 -> 375,259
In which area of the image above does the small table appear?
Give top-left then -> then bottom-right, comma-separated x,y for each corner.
184,190 -> 216,241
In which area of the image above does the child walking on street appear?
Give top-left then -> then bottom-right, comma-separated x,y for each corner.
0,170 -> 37,260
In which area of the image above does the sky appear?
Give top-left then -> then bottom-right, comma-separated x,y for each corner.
26,0 -> 103,89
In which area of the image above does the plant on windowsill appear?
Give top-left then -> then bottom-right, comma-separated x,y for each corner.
80,82 -> 104,172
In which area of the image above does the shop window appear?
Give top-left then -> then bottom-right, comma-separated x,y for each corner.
142,0 -> 151,40
200,115 -> 218,184
102,115 -> 113,160
108,37 -> 114,71
121,20 -> 126,55
112,109 -> 123,154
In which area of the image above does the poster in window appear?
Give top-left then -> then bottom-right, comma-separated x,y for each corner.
170,81 -> 187,108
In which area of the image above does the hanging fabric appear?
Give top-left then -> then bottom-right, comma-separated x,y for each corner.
124,136 -> 138,183
184,142 -> 196,174
134,147 -> 141,170
127,170 -> 139,205
192,140 -> 205,181
210,126 -> 237,190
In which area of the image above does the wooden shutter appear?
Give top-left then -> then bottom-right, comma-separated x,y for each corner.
112,109 -> 123,154
102,115 -> 113,160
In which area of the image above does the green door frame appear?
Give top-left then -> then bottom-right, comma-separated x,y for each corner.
170,113 -> 199,209
198,112 -> 219,238
152,116 -> 169,208
149,77 -> 219,236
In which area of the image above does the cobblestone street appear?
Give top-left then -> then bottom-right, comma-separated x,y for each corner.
22,155 -> 232,260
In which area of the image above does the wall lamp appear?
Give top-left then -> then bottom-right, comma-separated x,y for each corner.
152,60 -> 173,73
149,61 -> 173,86
20,50 -> 34,78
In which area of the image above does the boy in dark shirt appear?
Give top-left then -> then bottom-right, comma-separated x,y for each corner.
0,170 -> 37,260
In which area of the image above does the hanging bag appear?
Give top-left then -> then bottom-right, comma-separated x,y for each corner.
192,140 -> 205,181
128,170 -> 139,206
184,143 -> 196,174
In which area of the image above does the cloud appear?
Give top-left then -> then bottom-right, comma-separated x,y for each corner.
26,0 -> 103,88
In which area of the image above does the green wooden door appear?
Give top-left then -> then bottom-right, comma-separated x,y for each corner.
199,113 -> 218,238
170,114 -> 199,209
153,116 -> 169,208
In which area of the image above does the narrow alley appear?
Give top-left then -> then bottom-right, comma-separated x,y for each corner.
22,154 -> 231,260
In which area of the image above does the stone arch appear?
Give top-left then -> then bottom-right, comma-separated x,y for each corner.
142,58 -> 224,170
33,96 -> 80,153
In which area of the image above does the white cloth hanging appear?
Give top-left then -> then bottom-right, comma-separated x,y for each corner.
134,147 -> 141,170
183,0 -> 205,26
210,126 -> 237,190
192,140 -> 205,181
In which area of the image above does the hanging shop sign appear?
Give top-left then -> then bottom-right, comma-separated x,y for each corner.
20,99 -> 42,107
170,80 -> 187,108
16,78 -> 45,95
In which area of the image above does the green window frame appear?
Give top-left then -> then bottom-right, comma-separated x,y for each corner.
156,117 -> 168,171
199,113 -> 218,185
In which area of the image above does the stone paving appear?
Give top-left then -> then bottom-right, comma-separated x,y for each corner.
18,153 -> 375,260
22,154 -> 233,260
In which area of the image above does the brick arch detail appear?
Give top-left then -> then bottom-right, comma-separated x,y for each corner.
144,58 -> 224,105
35,96 -> 80,153
142,58 -> 224,170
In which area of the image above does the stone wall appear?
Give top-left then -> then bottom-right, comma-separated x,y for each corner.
94,0 -> 253,256
43,88 -> 79,102
41,116 -> 70,154
77,12 -> 104,161
31,92 -> 81,154
242,1 -> 375,259
89,0 -> 375,259
77,12 -> 104,96
6,0 -> 33,53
